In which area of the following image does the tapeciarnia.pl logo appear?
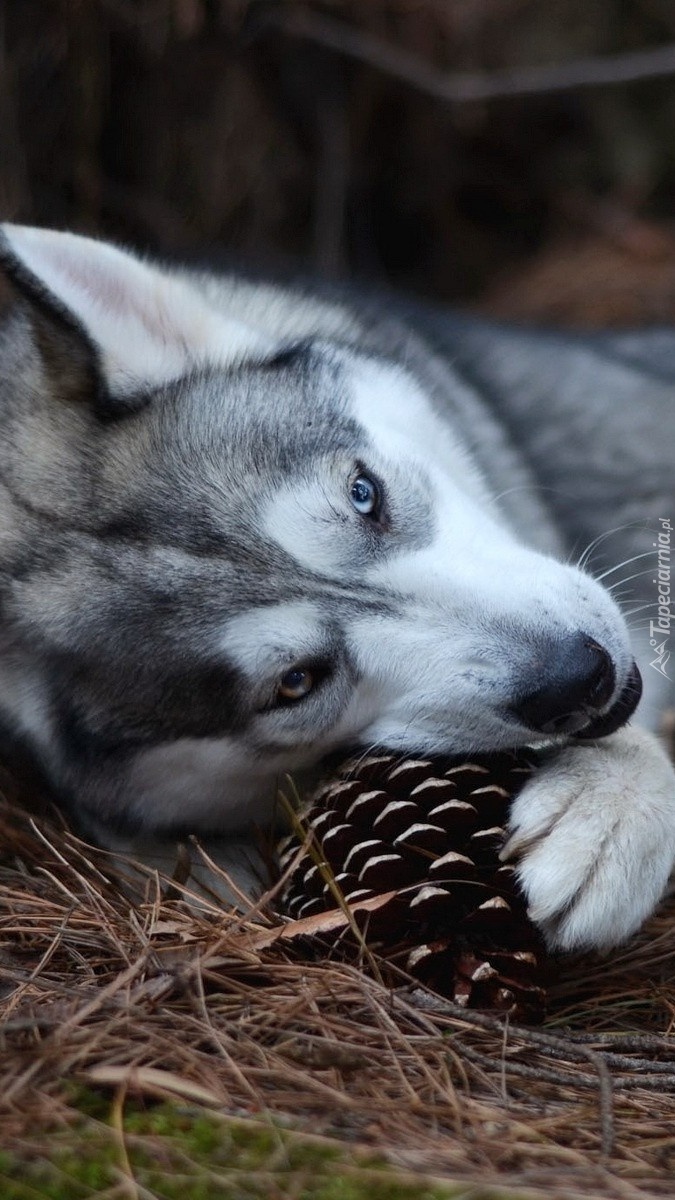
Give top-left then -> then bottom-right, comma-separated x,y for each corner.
650,517 -> 673,679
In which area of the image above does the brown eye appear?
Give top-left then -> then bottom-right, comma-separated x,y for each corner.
278,667 -> 314,702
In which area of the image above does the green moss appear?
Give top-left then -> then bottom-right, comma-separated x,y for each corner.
0,1090 -> 535,1200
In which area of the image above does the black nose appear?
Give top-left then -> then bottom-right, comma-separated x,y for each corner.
514,634 -> 616,735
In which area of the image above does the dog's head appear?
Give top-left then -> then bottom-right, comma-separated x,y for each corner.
0,226 -> 640,834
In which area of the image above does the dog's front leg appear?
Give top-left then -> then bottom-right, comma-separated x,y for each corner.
502,725 -> 675,951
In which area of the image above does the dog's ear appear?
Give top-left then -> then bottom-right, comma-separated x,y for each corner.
0,225 -> 272,414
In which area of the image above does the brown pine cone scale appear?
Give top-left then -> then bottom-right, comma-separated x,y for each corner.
278,750 -> 549,1022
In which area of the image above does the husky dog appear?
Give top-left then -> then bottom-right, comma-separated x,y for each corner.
1,224 -> 674,950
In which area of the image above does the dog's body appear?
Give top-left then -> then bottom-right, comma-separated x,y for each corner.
1,224 -> 675,950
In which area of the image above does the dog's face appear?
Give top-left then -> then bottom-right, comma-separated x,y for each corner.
0,227 -> 641,835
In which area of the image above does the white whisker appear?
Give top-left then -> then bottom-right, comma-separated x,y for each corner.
594,551 -> 655,583
575,522 -> 643,572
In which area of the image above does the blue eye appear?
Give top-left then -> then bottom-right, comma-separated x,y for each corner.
350,474 -> 379,517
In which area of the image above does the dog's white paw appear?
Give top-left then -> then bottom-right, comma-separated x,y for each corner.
501,727 -> 675,951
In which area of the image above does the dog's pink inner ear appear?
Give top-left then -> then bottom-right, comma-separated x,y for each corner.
0,224 -> 271,396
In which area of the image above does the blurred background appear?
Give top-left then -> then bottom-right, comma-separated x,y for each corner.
5,0 -> 675,326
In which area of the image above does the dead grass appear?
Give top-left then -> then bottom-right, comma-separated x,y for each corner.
1,786 -> 675,1199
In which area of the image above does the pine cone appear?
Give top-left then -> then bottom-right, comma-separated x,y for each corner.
278,751 -> 548,1022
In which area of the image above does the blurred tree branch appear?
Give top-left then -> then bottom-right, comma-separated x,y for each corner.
266,10 -> 675,102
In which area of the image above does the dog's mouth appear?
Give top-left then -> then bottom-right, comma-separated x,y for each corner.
575,660 -> 643,740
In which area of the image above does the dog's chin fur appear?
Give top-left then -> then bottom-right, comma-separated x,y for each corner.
0,224 -> 675,950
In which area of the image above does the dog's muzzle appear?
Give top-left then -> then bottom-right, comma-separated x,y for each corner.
577,659 -> 643,739
513,634 -> 642,739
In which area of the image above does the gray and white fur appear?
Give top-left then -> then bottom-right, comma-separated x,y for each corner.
1,224 -> 674,951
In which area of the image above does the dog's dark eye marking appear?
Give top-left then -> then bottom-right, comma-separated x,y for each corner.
277,667 -> 314,702
350,473 -> 380,518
